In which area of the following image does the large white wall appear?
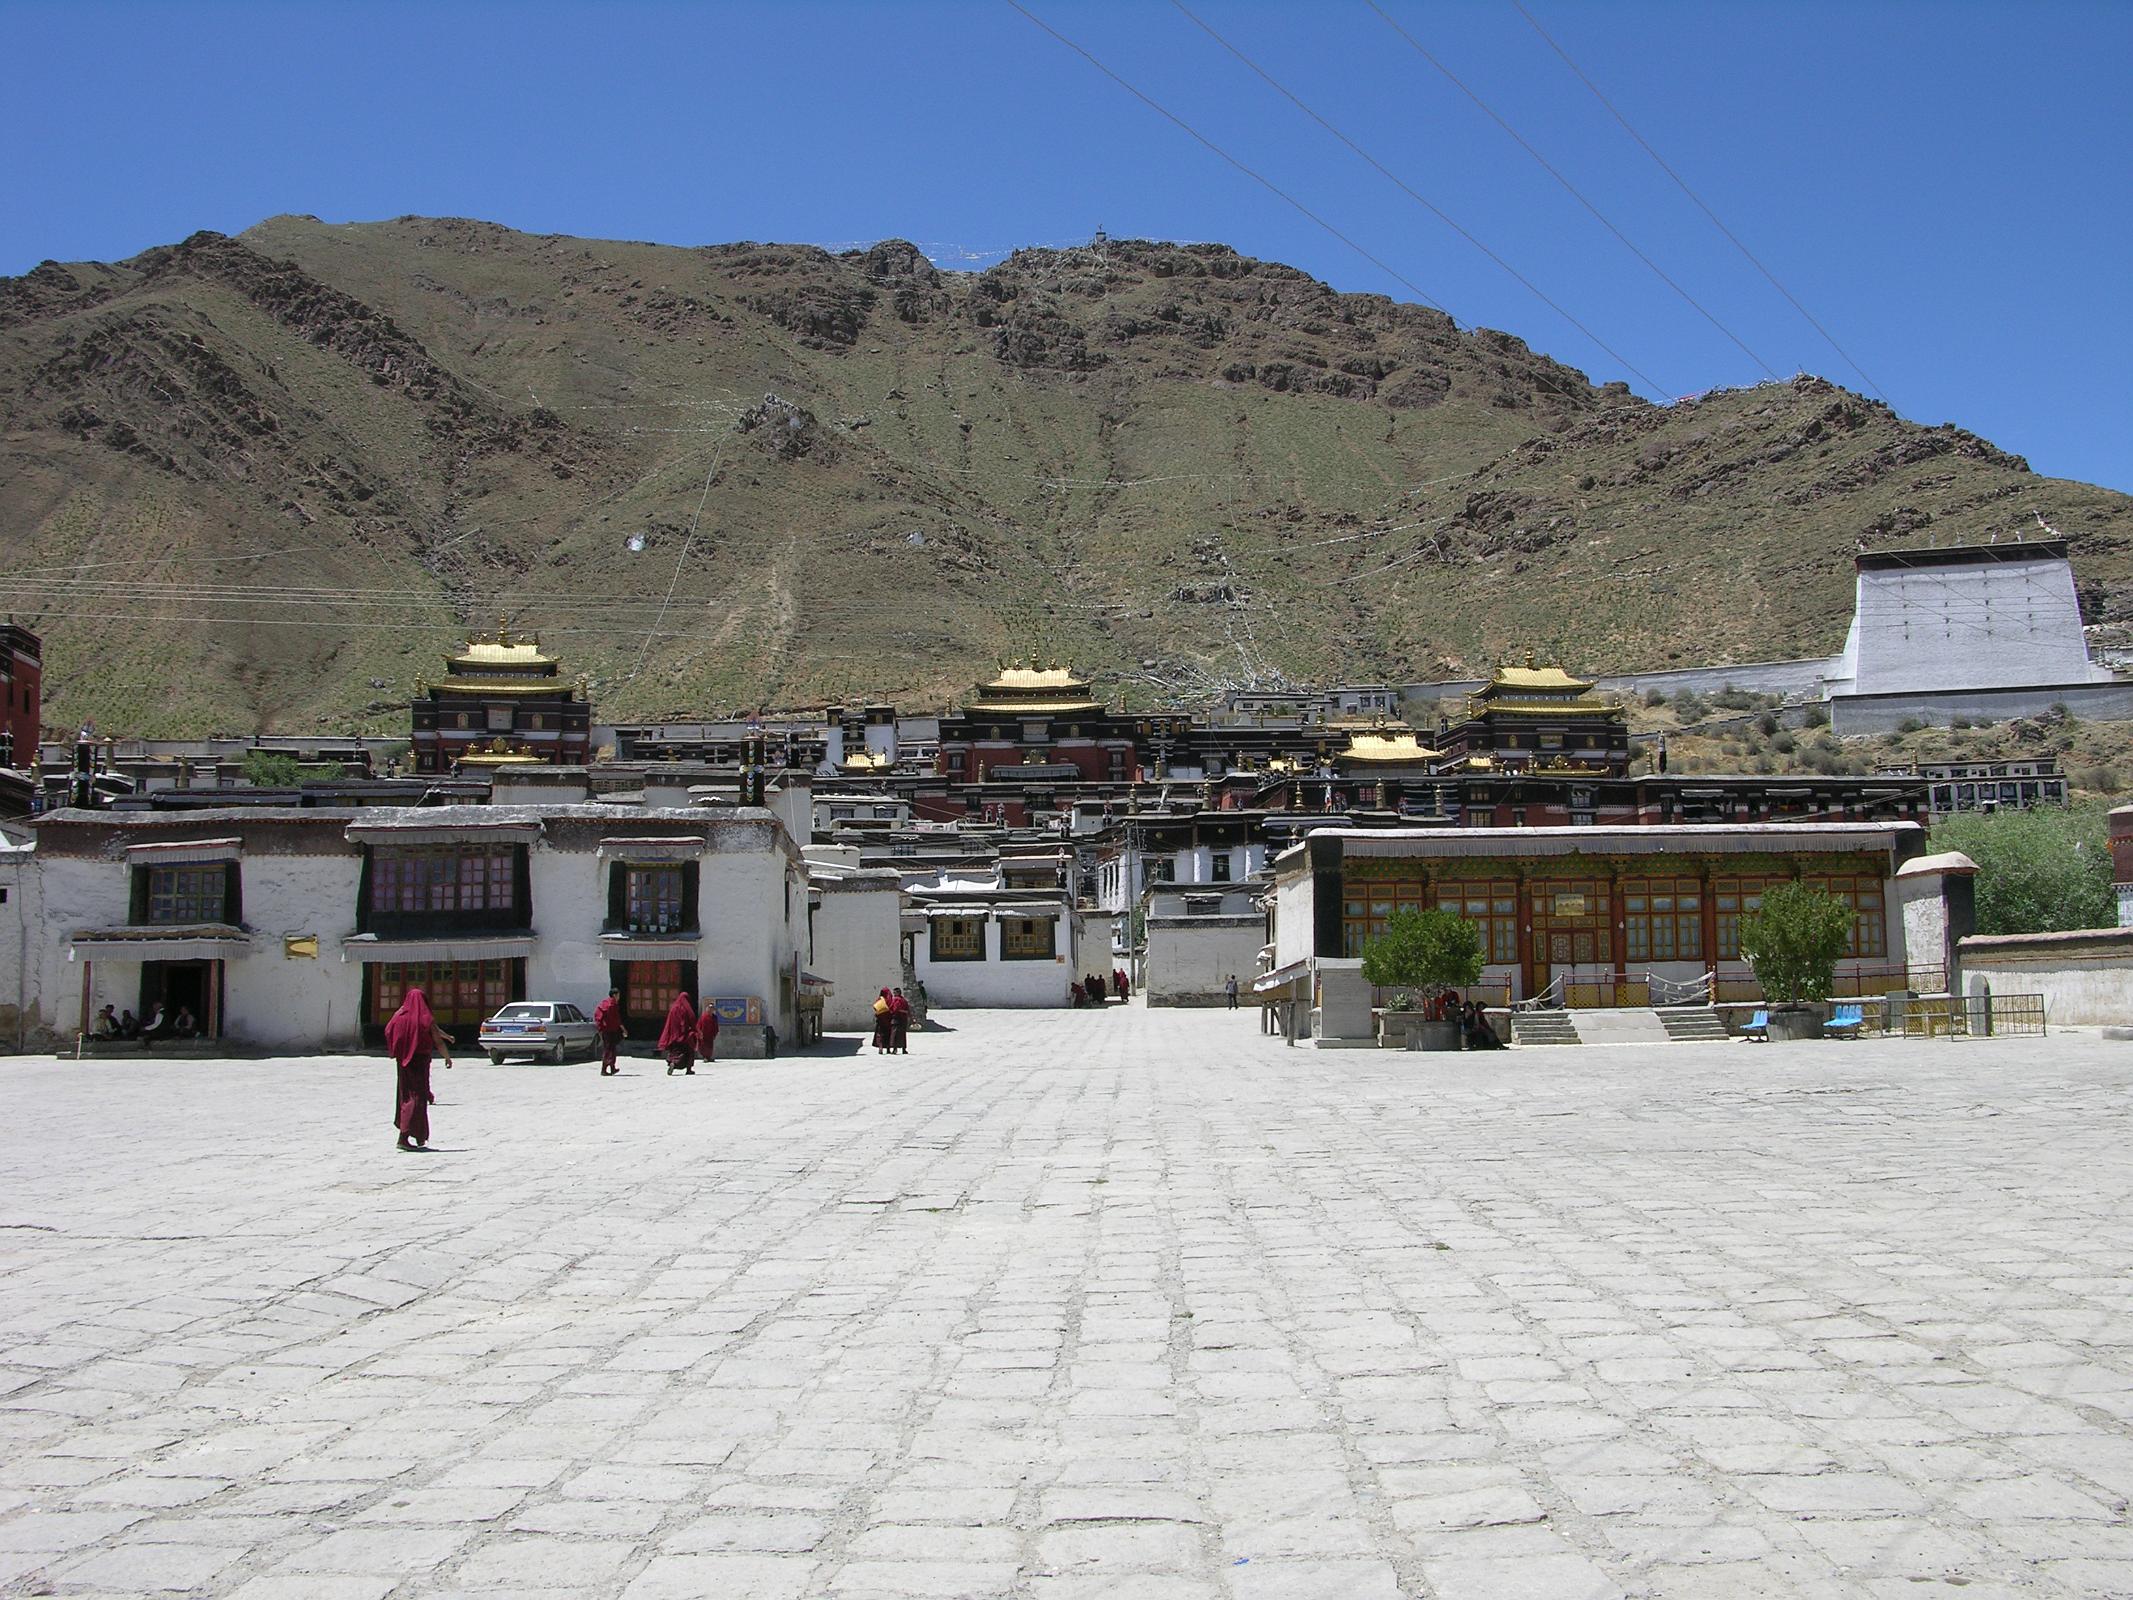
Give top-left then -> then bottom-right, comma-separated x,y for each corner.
810,874 -> 906,1031
1835,552 -> 2107,696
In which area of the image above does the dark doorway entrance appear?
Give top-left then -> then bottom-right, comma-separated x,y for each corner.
140,960 -> 216,1039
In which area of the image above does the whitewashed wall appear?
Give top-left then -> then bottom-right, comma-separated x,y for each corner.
1144,916 -> 1263,1006
1,844 -> 43,1049
810,875 -> 906,1031
913,912 -> 1076,1008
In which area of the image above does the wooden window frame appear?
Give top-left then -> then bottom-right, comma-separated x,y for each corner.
930,918 -> 984,962
1000,916 -> 1056,961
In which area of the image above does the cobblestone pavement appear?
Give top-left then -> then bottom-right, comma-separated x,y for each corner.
3,1012 -> 2133,1599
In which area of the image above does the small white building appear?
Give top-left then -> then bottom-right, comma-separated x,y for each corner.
12,804 -> 809,1054
906,851 -> 1093,1008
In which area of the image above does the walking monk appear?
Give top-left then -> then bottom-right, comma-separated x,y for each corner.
592,987 -> 625,1076
658,990 -> 698,1076
696,997 -> 721,1065
384,987 -> 454,1151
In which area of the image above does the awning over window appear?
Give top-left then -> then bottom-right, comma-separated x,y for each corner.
595,931 -> 703,956
341,933 -> 538,964
69,924 -> 251,961
122,838 -> 241,867
596,837 -> 707,862
345,821 -> 543,846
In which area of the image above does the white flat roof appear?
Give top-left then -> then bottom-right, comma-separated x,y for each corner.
1276,821 -> 1921,868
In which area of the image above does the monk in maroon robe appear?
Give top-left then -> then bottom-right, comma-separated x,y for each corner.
887,988 -> 911,1054
695,999 -> 720,1065
384,987 -> 454,1150
592,989 -> 625,1076
659,991 -> 698,1075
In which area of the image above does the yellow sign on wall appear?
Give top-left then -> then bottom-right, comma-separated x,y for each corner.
1552,894 -> 1587,918
284,934 -> 319,960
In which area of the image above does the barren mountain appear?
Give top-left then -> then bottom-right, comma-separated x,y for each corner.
3,216 -> 2127,736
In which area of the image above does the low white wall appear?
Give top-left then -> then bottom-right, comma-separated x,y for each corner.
1960,930 -> 2133,1026
1145,915 -> 1263,1006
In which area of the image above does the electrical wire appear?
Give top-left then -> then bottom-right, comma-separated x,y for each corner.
1365,0 -> 1781,383
1506,0 -> 1892,407
1168,0 -> 1671,396
1001,0 -> 1450,315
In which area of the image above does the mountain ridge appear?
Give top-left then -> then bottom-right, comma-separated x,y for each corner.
1,215 -> 2127,736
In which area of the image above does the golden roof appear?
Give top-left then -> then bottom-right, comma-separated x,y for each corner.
841,750 -> 890,771
1487,663 -> 1594,693
986,664 -> 1091,692
448,619 -> 558,672
966,697 -> 1105,715
966,653 -> 1102,711
434,676 -> 574,696
1339,731 -> 1442,764
456,738 -> 546,768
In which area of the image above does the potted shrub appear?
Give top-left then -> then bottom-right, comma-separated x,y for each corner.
1361,908 -> 1485,1050
1738,882 -> 1852,1042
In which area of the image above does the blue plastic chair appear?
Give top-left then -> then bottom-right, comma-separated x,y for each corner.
1744,1009 -> 1770,1041
1826,1003 -> 1864,1037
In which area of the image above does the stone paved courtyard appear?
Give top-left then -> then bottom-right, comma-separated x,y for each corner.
3,1010 -> 2132,1599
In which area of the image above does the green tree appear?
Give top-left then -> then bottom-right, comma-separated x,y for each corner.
1738,883 -> 1852,1006
1930,803 -> 2115,934
1359,907 -> 1485,1002
240,751 -> 305,788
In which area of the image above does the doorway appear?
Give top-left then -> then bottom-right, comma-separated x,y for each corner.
140,960 -> 216,1039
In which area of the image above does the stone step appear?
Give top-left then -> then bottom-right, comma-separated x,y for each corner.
1511,1009 -> 1582,1046
1655,1006 -> 1731,1042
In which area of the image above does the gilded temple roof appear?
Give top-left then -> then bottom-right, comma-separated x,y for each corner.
447,620 -> 559,675
1339,730 -> 1442,764
1486,663 -> 1594,693
965,655 -> 1103,715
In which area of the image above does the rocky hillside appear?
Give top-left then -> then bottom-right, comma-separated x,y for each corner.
3,216 -> 2128,735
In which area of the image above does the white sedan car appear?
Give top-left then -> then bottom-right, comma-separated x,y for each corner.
478,1001 -> 601,1064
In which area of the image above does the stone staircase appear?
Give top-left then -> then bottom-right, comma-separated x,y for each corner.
1655,1006 -> 1730,1042
1510,1009 -> 1582,1047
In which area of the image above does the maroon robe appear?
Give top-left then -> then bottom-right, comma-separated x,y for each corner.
695,1004 -> 720,1063
592,995 -> 624,1072
658,992 -> 697,1074
384,988 -> 438,1145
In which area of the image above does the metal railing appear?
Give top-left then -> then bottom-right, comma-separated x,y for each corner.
1513,976 -> 1565,1012
1714,963 -> 1947,1004
1648,971 -> 1714,1008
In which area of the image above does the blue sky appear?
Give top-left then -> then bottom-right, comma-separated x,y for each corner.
5,0 -> 2127,490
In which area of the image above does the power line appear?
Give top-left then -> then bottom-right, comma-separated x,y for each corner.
1001,0 -> 1449,315
1167,0 -> 1671,397
1364,0 -> 1781,383
1505,0 -> 1893,407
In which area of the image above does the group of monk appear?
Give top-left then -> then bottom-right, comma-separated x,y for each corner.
653,990 -> 721,1075
380,984 -> 727,1151
870,986 -> 912,1053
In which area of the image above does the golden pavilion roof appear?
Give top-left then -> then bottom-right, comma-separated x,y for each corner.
456,739 -> 546,768
1338,730 -> 1443,764
1464,655 -> 1618,719
1488,663 -> 1594,693
447,620 -> 559,674
965,654 -> 1104,715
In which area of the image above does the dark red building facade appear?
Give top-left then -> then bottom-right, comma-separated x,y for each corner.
0,623 -> 41,771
